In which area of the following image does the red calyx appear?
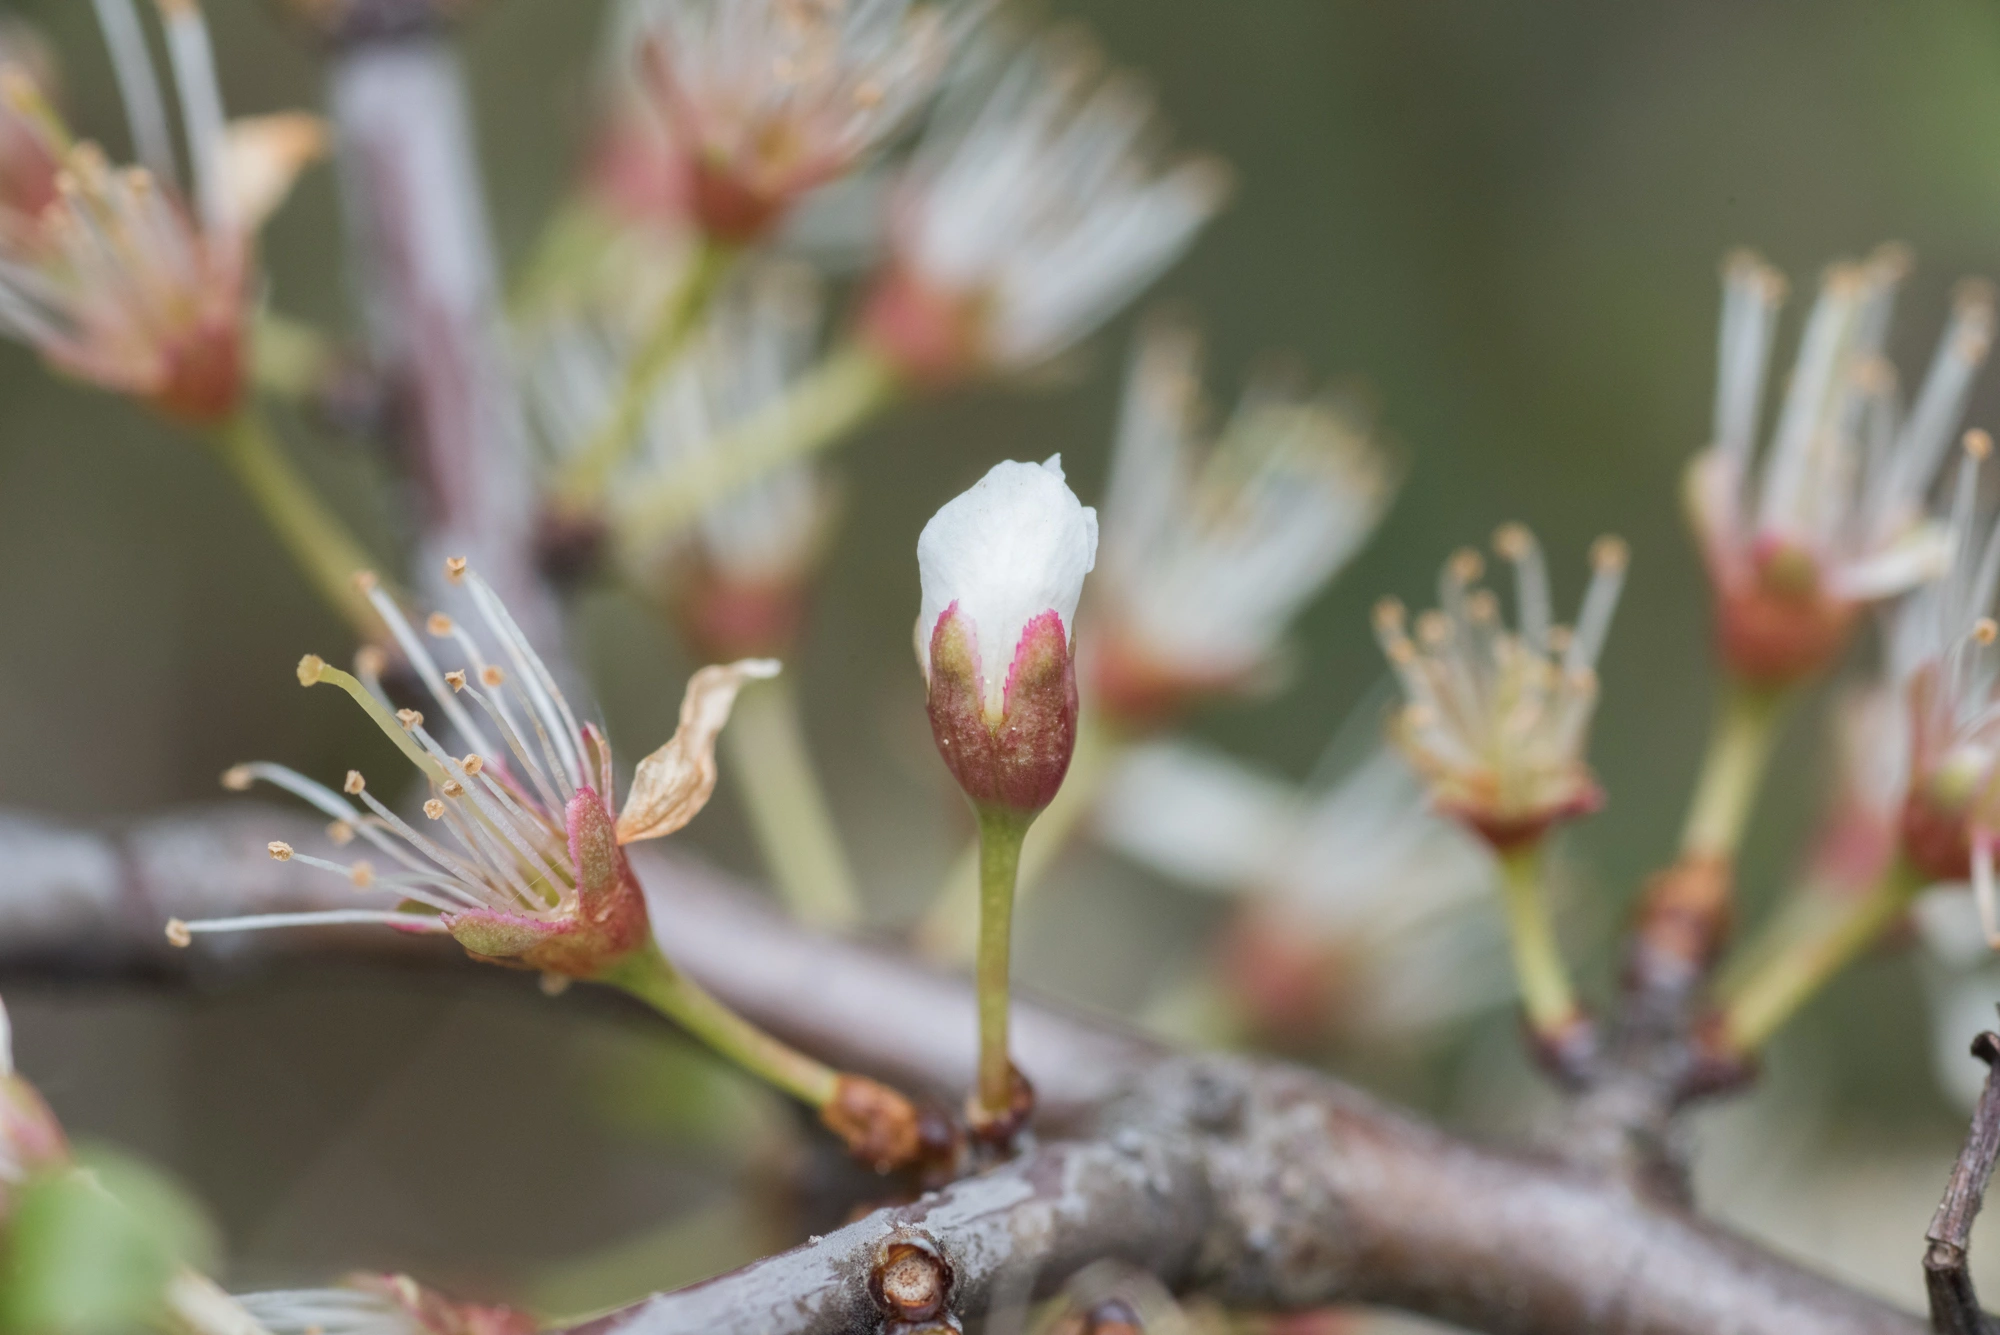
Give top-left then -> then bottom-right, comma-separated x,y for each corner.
925,605 -> 1079,815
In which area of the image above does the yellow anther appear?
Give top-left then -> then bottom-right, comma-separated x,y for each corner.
327,820 -> 355,846
165,919 -> 191,947
1967,430 -> 1993,462
480,665 -> 505,688
444,670 -> 467,692
220,765 -> 253,792
444,556 -> 468,583
427,613 -> 454,636
396,709 -> 424,731
462,754 -> 484,777
297,654 -> 327,686
1590,535 -> 1629,571
268,841 -> 295,862
441,780 -> 464,798
353,570 -> 379,593
1492,523 -> 1533,560
423,799 -> 445,820
354,645 -> 388,678
344,770 -> 366,795
349,861 -> 375,889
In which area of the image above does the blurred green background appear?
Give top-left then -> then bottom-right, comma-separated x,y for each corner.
6,0 -> 2000,1323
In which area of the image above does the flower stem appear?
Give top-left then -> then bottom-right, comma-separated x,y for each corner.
915,714 -> 1119,961
723,674 -> 861,928
597,941 -> 839,1109
1717,856 -> 1929,1053
1680,677 -> 1787,860
557,237 -> 736,509
975,805 -> 1035,1116
208,408 -> 385,643
1497,841 -> 1580,1041
614,341 -> 900,553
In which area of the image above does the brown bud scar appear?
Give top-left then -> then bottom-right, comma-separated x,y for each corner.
268,841 -> 295,862
426,613 -> 454,636
345,770 -> 366,795
868,1230 -> 952,1325
220,765 -> 253,791
396,709 -> 424,731
444,556 -> 468,583
164,919 -> 191,947
444,670 -> 468,692
822,1074 -> 922,1172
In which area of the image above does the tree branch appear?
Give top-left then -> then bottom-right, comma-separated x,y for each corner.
0,805 -> 1935,1335
1926,1025 -> 2000,1335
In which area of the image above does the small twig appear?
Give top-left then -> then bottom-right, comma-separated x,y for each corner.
1926,1024 -> 2000,1335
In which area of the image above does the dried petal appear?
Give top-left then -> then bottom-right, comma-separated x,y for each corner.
616,658 -> 780,843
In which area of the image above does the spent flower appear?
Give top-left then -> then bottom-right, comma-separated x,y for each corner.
1097,740 -> 1500,1044
603,0 -> 971,243
525,261 -> 838,656
1687,247 -> 1993,685
169,560 -> 775,977
1375,526 -> 1628,848
918,456 -> 1098,814
860,33 -> 1228,384
1090,316 -> 1395,725
0,0 -> 322,423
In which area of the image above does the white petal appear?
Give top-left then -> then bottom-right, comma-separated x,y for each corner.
916,457 -> 1098,708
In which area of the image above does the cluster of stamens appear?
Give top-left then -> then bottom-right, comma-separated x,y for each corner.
1374,526 -> 1627,846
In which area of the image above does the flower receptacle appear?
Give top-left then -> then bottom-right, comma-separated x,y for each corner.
926,605 -> 1079,816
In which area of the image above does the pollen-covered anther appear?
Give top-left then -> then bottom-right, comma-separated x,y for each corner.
327,820 -> 355,846
444,556 -> 468,584
426,613 -> 454,636
462,754 -> 484,777
396,709 -> 424,731
165,919 -> 192,948
344,770 -> 366,795
1976,619 -> 1998,647
423,799 -> 445,820
220,765 -> 254,792
349,861 -> 375,889
1493,523 -> 1533,560
480,666 -> 505,688
1591,535 -> 1630,572
444,670 -> 467,692
1448,548 -> 1484,584
355,645 -> 388,678
353,570 -> 379,593
1374,598 -> 1407,634
1416,610 -> 1451,648
1968,429 -> 1994,462
297,654 -> 327,686
268,841 -> 294,862
441,780 -> 464,798
1465,590 -> 1500,624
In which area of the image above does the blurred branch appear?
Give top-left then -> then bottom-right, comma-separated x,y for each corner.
1926,1024 -> 2000,1335
311,18 -> 572,669
0,804 -> 1935,1335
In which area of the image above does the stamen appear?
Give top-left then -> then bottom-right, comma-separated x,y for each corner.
349,861 -> 375,889
268,841 -> 294,861
481,666 -> 505,687
354,570 -> 379,592
327,820 -> 355,845
298,654 -> 326,686
1976,618 -> 1997,646
424,799 -> 445,820
427,613 -> 454,636
355,645 -> 388,677
1969,429 -> 1993,462
1373,598 -> 1406,633
220,765 -> 253,791
396,708 -> 424,731
463,754 -> 484,776
165,919 -> 191,947
444,556 -> 467,583
344,770 -> 365,795
441,780 -> 464,798
445,671 -> 467,692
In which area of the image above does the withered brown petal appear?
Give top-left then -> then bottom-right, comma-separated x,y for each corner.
615,658 -> 779,844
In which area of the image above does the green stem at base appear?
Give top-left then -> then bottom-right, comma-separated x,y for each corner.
615,341 -> 900,554
975,805 -> 1035,1116
1717,856 -> 1929,1054
597,941 -> 839,1109
1680,677 -> 1788,861
724,675 -> 861,928
916,713 -> 1120,961
557,238 -> 736,508
1497,841 -> 1580,1042
208,408 -> 385,643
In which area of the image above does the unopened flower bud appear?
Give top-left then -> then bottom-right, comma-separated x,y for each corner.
916,458 -> 1097,814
